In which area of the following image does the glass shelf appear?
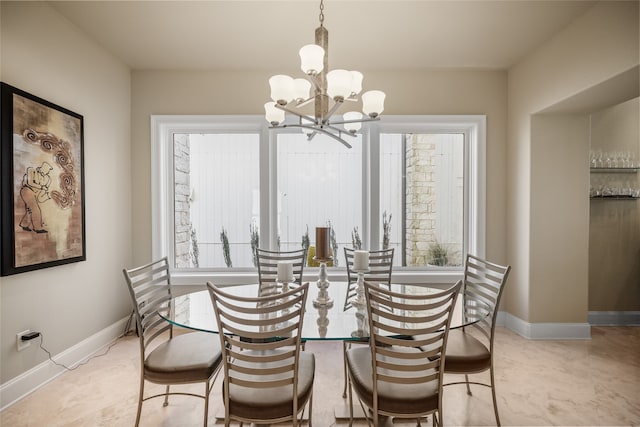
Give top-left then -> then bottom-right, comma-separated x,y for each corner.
590,195 -> 639,200
590,167 -> 638,173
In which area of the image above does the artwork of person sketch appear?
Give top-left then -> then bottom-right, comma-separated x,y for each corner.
1,83 -> 85,276
19,162 -> 53,233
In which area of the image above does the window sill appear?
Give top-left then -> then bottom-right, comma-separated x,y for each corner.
170,268 -> 463,287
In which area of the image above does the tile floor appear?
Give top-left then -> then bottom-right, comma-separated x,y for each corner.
1,326 -> 639,426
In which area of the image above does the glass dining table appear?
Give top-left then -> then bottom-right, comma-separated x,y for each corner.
160,282 -> 472,341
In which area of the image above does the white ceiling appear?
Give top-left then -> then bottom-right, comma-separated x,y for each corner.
49,0 -> 596,72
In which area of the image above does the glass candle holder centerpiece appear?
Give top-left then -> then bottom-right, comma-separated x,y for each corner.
316,304 -> 329,338
313,226 -> 333,308
277,261 -> 294,285
276,261 -> 295,331
351,250 -> 370,338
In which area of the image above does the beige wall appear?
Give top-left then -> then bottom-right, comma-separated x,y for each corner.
507,1 -> 639,323
589,97 -> 640,311
530,114 -> 591,322
0,2 -> 132,383
131,69 -> 508,268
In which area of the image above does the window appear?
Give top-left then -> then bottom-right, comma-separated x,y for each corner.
152,115 -> 485,284
177,133 -> 260,268
379,133 -> 465,267
276,133 -> 363,267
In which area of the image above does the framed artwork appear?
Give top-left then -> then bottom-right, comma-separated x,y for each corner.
1,83 -> 86,276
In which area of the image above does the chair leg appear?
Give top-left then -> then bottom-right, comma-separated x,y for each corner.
203,380 -> 210,427
347,371 -> 354,427
464,374 -> 472,395
135,377 -> 144,427
490,366 -> 501,426
308,389 -> 314,427
342,341 -> 350,398
163,385 -> 170,406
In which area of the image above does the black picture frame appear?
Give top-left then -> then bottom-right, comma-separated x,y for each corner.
1,82 -> 86,276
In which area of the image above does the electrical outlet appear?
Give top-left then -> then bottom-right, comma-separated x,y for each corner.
16,330 -> 32,352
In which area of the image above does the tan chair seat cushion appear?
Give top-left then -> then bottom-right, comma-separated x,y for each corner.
145,331 -> 222,383
443,329 -> 491,374
346,346 -> 438,416
226,350 -> 315,421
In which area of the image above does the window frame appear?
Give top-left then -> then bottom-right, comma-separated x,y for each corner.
151,114 -> 485,285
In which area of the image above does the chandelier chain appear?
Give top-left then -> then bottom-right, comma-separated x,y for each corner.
319,0 -> 325,27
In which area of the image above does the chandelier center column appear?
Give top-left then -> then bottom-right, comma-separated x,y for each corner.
315,25 -> 329,124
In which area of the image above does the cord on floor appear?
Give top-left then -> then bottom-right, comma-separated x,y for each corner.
38,331 -> 128,372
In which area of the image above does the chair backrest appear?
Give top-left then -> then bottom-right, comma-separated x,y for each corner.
343,247 -> 394,311
122,257 -> 173,360
207,281 -> 309,423
256,248 -> 307,295
364,280 -> 461,418
462,254 -> 511,348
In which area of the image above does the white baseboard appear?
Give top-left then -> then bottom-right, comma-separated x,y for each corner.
496,311 -> 591,340
0,317 -> 130,411
588,311 -> 640,326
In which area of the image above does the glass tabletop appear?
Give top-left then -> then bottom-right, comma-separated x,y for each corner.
162,282 -> 482,341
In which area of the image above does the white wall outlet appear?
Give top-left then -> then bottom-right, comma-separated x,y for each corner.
16,330 -> 32,352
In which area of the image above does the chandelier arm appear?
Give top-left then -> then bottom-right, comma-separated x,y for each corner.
313,128 -> 352,149
296,97 -> 315,108
322,99 -> 344,124
318,122 -> 358,137
274,104 -> 318,125
304,73 -> 322,93
328,116 -> 380,126
279,124 -> 353,149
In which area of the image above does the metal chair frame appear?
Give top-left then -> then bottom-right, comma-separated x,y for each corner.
346,280 -> 461,427
256,248 -> 307,295
443,254 -> 511,426
207,281 -> 314,427
123,257 -> 221,426
343,247 -> 394,311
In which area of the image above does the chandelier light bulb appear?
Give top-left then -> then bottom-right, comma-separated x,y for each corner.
299,44 -> 325,75
264,102 -> 285,125
343,112 -> 363,133
292,78 -> 312,102
269,75 -> 295,105
362,90 -> 386,118
327,69 -> 353,101
350,71 -> 363,96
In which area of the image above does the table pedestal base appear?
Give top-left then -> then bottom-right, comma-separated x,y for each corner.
334,401 -> 429,426
215,406 -> 309,424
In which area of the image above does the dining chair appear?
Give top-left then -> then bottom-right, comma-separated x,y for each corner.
122,257 -> 222,427
441,254 -> 511,426
206,281 -> 315,427
343,247 -> 394,311
256,248 -> 307,296
341,247 -> 394,397
346,280 -> 461,427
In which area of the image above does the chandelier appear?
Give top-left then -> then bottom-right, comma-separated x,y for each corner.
264,0 -> 386,149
